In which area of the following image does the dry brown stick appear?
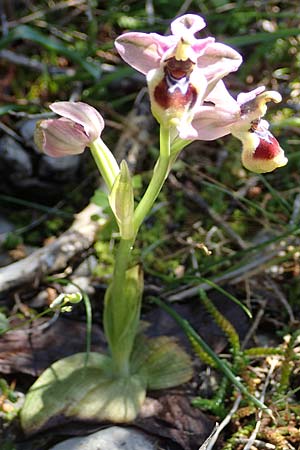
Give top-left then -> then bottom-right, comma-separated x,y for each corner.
0,202 -> 103,293
241,299 -> 267,349
166,248 -> 280,302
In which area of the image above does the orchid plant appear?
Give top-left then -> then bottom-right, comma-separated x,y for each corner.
21,14 -> 287,434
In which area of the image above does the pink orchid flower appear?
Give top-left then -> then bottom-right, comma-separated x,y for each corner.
35,102 -> 104,157
181,85 -> 287,173
115,14 -> 242,133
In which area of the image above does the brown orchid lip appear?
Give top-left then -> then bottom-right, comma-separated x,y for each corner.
153,56 -> 198,111
253,133 -> 280,160
154,76 -> 198,110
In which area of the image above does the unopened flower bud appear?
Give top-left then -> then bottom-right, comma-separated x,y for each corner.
34,102 -> 104,157
109,160 -> 134,239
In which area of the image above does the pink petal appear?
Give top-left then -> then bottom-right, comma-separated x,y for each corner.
205,80 -> 239,110
191,37 -> 215,55
237,86 -> 265,106
49,102 -> 104,142
181,81 -> 240,140
181,106 -> 234,140
115,32 -> 176,74
171,14 -> 206,37
198,42 -> 242,83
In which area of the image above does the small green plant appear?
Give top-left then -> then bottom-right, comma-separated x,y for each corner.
0,378 -> 19,422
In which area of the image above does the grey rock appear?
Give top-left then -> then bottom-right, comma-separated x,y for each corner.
73,255 -> 98,277
0,135 -> 32,178
38,154 -> 81,181
0,216 -> 14,234
49,426 -> 155,450
18,118 -> 39,142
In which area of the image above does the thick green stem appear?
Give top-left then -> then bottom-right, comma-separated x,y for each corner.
105,237 -> 134,376
110,238 -> 134,303
170,137 -> 191,158
90,137 -> 120,191
104,127 -> 172,377
133,126 -> 171,232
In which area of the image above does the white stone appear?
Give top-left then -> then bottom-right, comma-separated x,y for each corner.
49,426 -> 155,450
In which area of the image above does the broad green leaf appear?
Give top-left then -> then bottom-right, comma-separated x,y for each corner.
131,335 -> 193,390
20,352 -> 146,435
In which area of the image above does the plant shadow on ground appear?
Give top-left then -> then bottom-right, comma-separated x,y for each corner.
0,1 -> 300,449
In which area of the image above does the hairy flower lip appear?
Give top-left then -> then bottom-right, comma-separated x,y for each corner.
253,134 -> 281,160
241,128 -> 287,173
235,118 -> 287,173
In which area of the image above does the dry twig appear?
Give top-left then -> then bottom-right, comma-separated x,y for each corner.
0,203 -> 103,293
199,394 -> 242,450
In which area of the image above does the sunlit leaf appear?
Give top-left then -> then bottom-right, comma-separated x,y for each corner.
20,352 -> 146,435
